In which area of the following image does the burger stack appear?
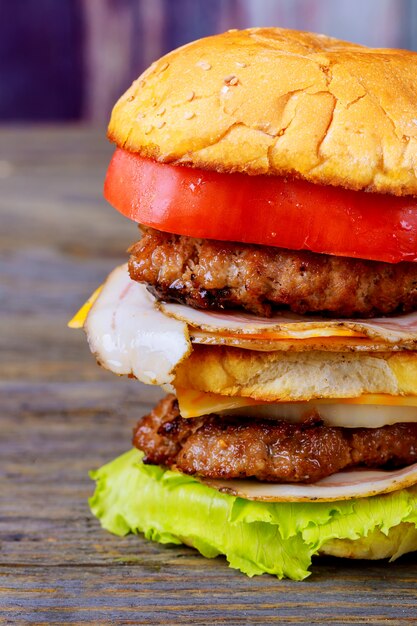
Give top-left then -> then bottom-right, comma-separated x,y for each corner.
70,28 -> 417,580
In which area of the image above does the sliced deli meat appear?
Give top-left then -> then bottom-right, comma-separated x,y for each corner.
199,464 -> 417,502
84,265 -> 191,385
160,300 -> 417,344
188,330 -> 404,353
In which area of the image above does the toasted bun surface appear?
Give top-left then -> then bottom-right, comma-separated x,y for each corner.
174,346 -> 417,402
320,522 -> 417,560
109,28 -> 417,196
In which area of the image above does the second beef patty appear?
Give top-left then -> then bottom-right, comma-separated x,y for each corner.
133,395 -> 417,483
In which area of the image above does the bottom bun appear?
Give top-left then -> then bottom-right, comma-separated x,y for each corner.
320,522 -> 417,560
90,449 -> 417,580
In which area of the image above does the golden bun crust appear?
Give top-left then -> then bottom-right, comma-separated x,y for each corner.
320,521 -> 417,560
109,28 -> 417,196
174,346 -> 417,402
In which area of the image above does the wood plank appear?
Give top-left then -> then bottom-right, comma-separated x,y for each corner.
1,127 -> 417,623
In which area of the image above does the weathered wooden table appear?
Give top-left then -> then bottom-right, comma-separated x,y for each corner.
1,127 -> 417,624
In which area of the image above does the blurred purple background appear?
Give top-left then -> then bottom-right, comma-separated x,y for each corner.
1,0 -> 416,125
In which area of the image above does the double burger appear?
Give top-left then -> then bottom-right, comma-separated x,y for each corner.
70,28 -> 417,580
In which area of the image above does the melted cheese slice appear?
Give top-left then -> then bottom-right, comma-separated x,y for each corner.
175,387 -> 417,428
189,330 -> 396,352
68,286 -> 102,329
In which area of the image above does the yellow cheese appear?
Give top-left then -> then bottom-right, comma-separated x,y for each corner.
176,386 -> 417,418
68,286 -> 102,329
176,388 -> 264,417
202,327 -> 363,339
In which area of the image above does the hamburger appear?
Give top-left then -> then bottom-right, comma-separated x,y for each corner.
70,28 -> 417,580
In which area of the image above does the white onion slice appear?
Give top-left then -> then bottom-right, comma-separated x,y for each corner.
85,265 -> 191,385
161,300 -> 417,344
218,403 -> 417,429
199,463 -> 417,502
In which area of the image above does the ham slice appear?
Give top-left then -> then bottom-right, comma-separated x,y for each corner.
84,265 -> 191,385
199,463 -> 417,502
160,300 -> 417,344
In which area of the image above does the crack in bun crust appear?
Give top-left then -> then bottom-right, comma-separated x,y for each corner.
108,28 -> 417,196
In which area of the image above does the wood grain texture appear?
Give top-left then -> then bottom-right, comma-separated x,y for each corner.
1,127 -> 417,624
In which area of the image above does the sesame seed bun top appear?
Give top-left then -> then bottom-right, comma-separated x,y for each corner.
108,27 -> 417,196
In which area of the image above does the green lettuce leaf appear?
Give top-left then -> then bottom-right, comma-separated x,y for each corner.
90,449 -> 417,580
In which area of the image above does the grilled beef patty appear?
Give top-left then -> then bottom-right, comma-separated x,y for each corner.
128,227 -> 417,318
133,395 -> 417,483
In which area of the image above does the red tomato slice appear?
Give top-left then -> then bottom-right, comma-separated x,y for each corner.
104,148 -> 417,263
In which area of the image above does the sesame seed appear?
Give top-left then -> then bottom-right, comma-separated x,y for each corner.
185,90 -> 195,102
157,107 -> 166,116
183,111 -> 195,120
156,120 -> 166,129
224,74 -> 239,86
236,61 -> 247,68
159,61 -> 169,72
197,60 -> 211,70
136,112 -> 146,120
127,95 -> 135,102
144,125 -> 153,134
